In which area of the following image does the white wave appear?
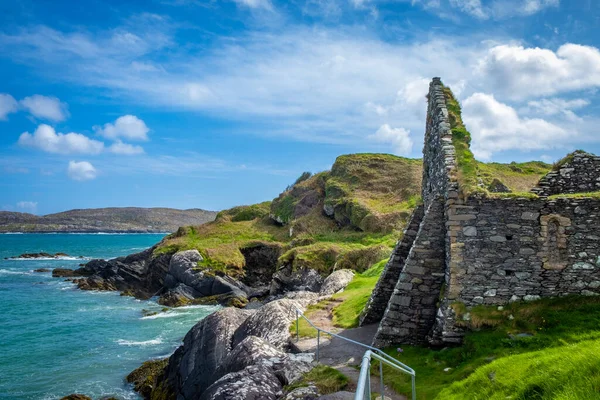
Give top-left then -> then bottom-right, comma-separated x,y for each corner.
0,268 -> 32,275
2,232 -> 24,234
140,311 -> 181,320
116,337 -> 163,346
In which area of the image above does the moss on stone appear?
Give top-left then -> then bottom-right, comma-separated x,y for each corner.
126,358 -> 170,400
548,191 -> 600,200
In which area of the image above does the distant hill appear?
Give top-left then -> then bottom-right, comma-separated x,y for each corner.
0,207 -> 218,233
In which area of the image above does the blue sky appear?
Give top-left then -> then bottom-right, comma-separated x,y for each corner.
1,0 -> 599,214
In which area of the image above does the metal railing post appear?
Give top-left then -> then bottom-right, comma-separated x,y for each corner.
379,360 -> 384,400
296,309 -> 299,343
293,308 -> 416,400
316,330 -> 320,362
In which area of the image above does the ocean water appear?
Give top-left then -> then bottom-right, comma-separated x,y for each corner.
0,234 -> 219,400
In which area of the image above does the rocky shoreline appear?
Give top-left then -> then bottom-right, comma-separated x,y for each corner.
51,245 -> 356,399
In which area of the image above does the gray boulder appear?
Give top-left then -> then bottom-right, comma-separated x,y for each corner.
212,336 -> 285,383
285,386 -> 319,400
165,250 -> 203,288
271,266 -> 323,295
319,269 -> 354,296
233,299 -> 304,350
199,364 -> 282,400
162,307 -> 255,400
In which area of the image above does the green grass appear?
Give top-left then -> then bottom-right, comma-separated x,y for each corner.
477,161 -> 551,193
290,259 -> 388,337
549,191 -> 600,200
286,365 -> 349,394
377,296 -> 600,399
215,201 -> 271,222
331,259 -> 387,328
441,84 -> 552,196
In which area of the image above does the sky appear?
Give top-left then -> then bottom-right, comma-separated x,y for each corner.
1,0 -> 599,215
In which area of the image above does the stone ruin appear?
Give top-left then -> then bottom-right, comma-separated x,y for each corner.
361,77 -> 600,347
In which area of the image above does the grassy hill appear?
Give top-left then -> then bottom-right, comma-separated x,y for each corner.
0,207 -> 217,233
154,154 -> 422,278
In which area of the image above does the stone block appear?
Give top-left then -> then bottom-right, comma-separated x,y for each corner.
521,212 -> 540,221
462,226 -> 477,237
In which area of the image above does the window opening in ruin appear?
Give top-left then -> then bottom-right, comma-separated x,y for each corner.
547,218 -> 565,267
505,234 -> 514,241
505,270 -> 515,276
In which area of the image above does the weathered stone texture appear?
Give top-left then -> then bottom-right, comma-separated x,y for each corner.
429,196 -> 600,344
366,77 -> 600,348
372,198 -> 447,347
359,205 -> 424,326
532,150 -> 600,196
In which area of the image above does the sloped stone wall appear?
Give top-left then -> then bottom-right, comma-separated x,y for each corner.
372,198 -> 446,346
360,205 -> 425,326
532,151 -> 600,196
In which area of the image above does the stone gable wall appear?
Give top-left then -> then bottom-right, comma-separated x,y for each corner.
532,151 -> 600,196
421,78 -> 458,207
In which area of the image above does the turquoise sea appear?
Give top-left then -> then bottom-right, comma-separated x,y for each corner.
0,234 -> 218,400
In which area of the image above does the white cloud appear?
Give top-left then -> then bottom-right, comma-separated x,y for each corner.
233,0 -> 273,9
108,140 -> 145,155
17,201 -> 38,213
67,160 -> 97,181
18,124 -> 104,155
0,93 -> 18,120
368,124 -> 413,155
462,92 -> 568,159
449,0 -> 487,19
477,43 -> 600,99
521,97 -> 589,121
20,95 -> 69,122
94,115 -> 150,141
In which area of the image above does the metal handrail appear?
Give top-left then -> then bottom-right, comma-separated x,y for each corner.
294,308 -> 416,400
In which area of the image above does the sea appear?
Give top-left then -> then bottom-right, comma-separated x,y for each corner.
0,233 -> 219,400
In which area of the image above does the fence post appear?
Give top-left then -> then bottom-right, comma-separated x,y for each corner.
316,330 -> 320,362
379,360 -> 384,400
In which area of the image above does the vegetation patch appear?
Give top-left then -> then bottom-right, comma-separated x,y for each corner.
126,358 -> 169,399
331,259 -> 387,328
286,364 -> 349,394
441,83 -> 551,196
377,295 -> 600,399
215,201 -> 271,222
549,191 -> 600,200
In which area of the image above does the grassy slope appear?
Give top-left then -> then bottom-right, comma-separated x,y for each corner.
377,296 -> 600,399
155,154 -> 423,278
291,259 -> 387,337
442,84 -> 552,196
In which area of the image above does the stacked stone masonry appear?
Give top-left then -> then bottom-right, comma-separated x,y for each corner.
360,205 -> 425,326
372,198 -> 446,347
532,151 -> 600,197
367,77 -> 600,347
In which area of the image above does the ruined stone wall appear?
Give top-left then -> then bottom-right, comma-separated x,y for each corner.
360,205 -> 424,326
532,151 -> 600,196
372,198 -> 447,347
421,77 -> 458,207
430,196 -> 600,344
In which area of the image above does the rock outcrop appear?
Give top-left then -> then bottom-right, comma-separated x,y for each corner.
319,269 -> 354,296
160,250 -> 249,306
233,299 -> 303,350
270,266 -> 323,295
